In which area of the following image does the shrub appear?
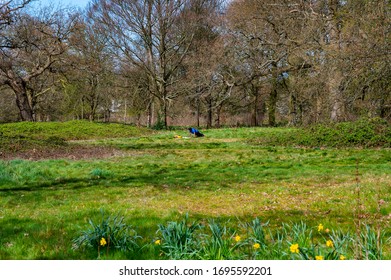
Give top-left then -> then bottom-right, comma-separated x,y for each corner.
252,118 -> 391,147
304,118 -> 391,147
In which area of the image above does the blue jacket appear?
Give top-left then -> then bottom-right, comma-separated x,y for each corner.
189,128 -> 199,134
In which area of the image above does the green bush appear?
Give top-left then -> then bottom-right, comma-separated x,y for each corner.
253,118 -> 391,147
303,118 -> 391,147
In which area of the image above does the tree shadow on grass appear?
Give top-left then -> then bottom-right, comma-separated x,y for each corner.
0,167 -> 235,193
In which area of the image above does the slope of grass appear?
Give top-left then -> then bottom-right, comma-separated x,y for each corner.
0,120 -> 151,140
0,121 -> 152,157
0,122 -> 390,259
249,118 -> 391,148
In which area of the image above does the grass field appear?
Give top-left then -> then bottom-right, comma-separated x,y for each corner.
0,121 -> 390,260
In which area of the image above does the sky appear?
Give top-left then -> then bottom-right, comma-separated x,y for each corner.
32,0 -> 91,10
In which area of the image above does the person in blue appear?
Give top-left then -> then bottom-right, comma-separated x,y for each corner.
188,127 -> 204,137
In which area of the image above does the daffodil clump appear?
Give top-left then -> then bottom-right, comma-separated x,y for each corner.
72,210 -> 141,258
288,223 -> 348,260
75,213 -> 388,260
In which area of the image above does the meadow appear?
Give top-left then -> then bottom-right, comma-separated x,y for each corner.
0,120 -> 390,260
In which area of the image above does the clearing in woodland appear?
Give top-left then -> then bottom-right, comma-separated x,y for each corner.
0,121 -> 390,259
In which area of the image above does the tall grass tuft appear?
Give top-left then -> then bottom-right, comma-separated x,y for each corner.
357,224 -> 386,260
244,218 -> 267,247
157,214 -> 201,259
199,219 -> 244,260
72,210 -> 140,258
90,168 -> 113,179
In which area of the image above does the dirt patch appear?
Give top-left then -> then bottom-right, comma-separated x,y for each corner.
0,145 -> 127,161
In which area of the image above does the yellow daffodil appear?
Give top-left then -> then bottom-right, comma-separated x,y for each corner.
290,243 -> 299,254
154,239 -> 161,245
100,237 -> 107,246
234,235 -> 241,242
326,240 -> 334,248
340,255 -> 346,260
315,255 -> 324,260
318,224 -> 324,232
253,243 -> 260,250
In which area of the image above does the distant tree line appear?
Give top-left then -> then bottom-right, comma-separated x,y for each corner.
0,0 -> 390,127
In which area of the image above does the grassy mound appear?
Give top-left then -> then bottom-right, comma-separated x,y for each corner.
0,121 -> 152,155
253,118 -> 391,148
0,120 -> 151,140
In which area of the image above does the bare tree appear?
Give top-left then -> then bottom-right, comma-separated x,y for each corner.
341,0 -> 391,120
0,6 -> 78,121
180,0 -> 226,128
67,17 -> 115,121
89,0 -> 209,128
0,0 -> 31,28
226,0 -> 307,126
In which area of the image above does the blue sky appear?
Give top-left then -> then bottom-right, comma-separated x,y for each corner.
32,0 -> 91,9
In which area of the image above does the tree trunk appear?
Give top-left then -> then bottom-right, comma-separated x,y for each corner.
288,87 -> 302,126
123,99 -> 127,124
325,0 -> 345,122
329,67 -> 345,122
250,85 -> 264,127
157,80 -> 169,129
81,97 -> 84,120
147,100 -> 154,127
163,97 -> 168,129
10,80 -> 35,121
268,88 -> 278,127
315,91 -> 322,124
288,90 -> 297,126
215,105 -> 222,128
196,97 -> 200,127
250,85 -> 258,126
16,93 -> 35,121
206,97 -> 213,128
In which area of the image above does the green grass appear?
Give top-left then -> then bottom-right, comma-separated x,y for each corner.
249,117 -> 391,148
0,121 -> 152,155
0,121 -> 390,259
0,120 -> 151,140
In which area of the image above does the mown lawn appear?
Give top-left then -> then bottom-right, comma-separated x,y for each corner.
0,123 -> 390,259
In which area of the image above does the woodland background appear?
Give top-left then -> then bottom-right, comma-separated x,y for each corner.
1,0 -> 390,128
